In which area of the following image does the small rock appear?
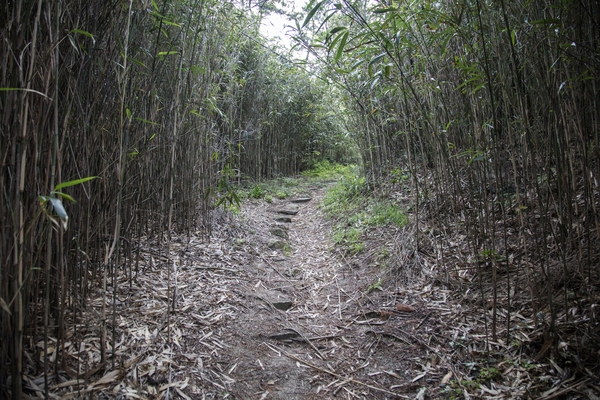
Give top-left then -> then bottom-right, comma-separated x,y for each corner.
278,209 -> 298,215
268,330 -> 300,341
272,299 -> 293,311
256,288 -> 293,310
269,227 -> 289,239
268,240 -> 287,250
291,197 -> 312,203
275,217 -> 292,223
277,204 -> 299,215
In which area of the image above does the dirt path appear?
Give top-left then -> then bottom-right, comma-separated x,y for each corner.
38,184 -> 440,399
216,186 -> 422,399
193,185 -> 430,399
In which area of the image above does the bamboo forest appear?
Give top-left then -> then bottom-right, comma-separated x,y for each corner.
1,0 -> 599,398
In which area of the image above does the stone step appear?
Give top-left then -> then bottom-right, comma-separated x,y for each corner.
290,197 -> 312,203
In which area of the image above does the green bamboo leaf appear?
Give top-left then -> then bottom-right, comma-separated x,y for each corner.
350,59 -> 366,70
329,26 -> 347,36
370,77 -> 380,90
320,11 -> 336,28
54,176 -> 97,191
302,0 -> 326,28
157,51 -> 179,57
328,31 -> 343,53
70,29 -> 96,44
383,64 -> 392,78
373,7 -> 397,13
162,19 -> 182,28
135,117 -> 159,125
334,31 -> 349,63
52,191 -> 76,203
126,108 -> 132,119
456,76 -> 484,93
130,57 -> 146,68
368,53 -> 386,68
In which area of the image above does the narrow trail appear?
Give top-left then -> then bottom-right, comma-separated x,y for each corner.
219,189 -> 422,399
42,184 -> 440,399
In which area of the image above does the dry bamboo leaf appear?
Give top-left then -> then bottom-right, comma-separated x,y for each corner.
89,369 -> 120,388
411,372 -> 427,382
441,371 -> 453,384
159,377 -> 189,392
176,387 -> 192,400
395,303 -> 416,312
50,379 -> 86,390
120,391 -> 145,399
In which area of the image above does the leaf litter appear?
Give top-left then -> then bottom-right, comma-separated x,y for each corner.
23,183 -> 599,399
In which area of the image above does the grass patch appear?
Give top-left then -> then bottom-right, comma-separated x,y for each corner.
275,190 -> 290,199
367,202 -> 407,227
322,171 -> 407,256
237,162 -> 355,203
301,160 -> 354,180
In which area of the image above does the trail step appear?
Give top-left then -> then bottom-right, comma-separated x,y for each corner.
269,227 -> 289,239
255,288 -> 293,311
290,197 -> 312,203
277,204 -> 299,215
268,330 -> 300,341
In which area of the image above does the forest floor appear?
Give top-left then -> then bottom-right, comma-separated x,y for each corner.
28,177 -> 599,399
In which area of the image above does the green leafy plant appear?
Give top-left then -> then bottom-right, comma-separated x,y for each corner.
215,164 -> 241,210
283,244 -> 293,257
367,278 -> 383,292
275,190 -> 289,199
249,184 -> 266,199
389,166 -> 409,184
478,367 -> 501,383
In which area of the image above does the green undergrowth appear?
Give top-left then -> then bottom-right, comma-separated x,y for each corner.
300,160 -> 351,180
322,171 -> 407,255
237,161 -> 355,202
238,178 -> 299,203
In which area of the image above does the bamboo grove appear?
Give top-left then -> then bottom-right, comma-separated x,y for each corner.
0,0 -> 355,397
299,0 -> 599,369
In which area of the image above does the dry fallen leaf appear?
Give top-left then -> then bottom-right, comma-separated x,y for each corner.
90,370 -> 120,388
395,304 -> 416,312
441,371 -> 453,384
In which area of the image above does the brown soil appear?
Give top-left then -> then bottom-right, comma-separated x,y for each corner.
212,186 -> 428,399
